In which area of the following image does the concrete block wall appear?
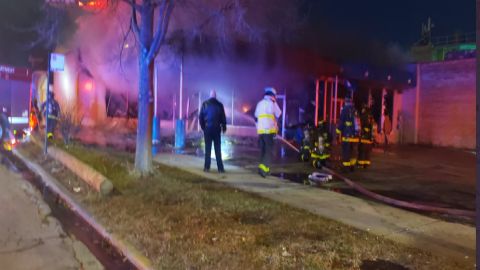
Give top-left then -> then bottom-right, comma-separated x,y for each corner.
398,87 -> 416,144
400,59 -> 475,149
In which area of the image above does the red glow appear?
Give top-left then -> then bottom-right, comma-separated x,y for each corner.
84,81 -> 94,91
78,0 -> 107,12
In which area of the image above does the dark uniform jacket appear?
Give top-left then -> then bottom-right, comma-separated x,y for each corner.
359,108 -> 374,143
337,103 -> 357,141
41,99 -> 60,119
0,112 -> 10,140
315,121 -> 332,148
199,98 -> 227,133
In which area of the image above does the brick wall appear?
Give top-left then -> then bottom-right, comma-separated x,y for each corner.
400,59 -> 475,149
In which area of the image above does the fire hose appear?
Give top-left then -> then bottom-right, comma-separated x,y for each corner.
276,136 -> 475,218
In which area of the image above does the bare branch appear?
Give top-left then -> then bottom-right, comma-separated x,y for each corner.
121,0 -> 142,10
196,0 -> 236,33
25,3 -> 72,50
119,13 -> 135,76
146,0 -> 174,63
129,1 -> 143,48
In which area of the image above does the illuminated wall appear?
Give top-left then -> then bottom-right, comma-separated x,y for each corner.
400,59 -> 475,149
53,51 -> 107,126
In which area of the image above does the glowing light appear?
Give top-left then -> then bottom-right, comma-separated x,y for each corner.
8,117 -> 29,124
85,81 -> 94,91
124,43 -> 130,49
78,0 -> 108,12
24,128 -> 32,137
59,63 -> 75,103
242,105 -> 250,113
200,137 -> 233,161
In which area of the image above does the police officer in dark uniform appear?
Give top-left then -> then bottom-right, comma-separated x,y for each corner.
358,104 -> 373,168
336,96 -> 358,171
199,90 -> 227,173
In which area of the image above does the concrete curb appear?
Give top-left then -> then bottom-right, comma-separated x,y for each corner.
30,137 -> 113,195
13,149 -> 154,270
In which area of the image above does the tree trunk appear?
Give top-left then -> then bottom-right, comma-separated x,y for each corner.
134,4 -> 154,173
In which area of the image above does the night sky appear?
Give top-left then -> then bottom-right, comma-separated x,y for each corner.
305,0 -> 475,46
0,0 -> 476,66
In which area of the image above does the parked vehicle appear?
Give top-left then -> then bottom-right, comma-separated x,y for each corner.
0,64 -> 32,142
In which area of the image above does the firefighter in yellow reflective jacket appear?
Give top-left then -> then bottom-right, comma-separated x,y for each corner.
311,120 -> 331,168
336,97 -> 358,171
254,87 -> 282,177
358,104 -> 374,168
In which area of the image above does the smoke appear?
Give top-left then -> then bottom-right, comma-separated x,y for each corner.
58,0 -> 308,117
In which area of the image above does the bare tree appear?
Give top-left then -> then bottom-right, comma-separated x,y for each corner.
46,0 -> 300,173
58,104 -> 83,145
119,0 -> 172,173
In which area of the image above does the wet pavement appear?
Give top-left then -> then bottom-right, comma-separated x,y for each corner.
188,136 -> 475,223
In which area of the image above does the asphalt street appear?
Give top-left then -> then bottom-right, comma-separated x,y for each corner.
0,155 -> 101,270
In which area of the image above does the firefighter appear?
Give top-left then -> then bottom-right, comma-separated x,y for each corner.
336,96 -> 358,172
0,107 -> 14,151
311,120 -> 332,168
299,123 -> 312,162
254,87 -> 282,177
41,92 -> 60,139
358,104 -> 373,168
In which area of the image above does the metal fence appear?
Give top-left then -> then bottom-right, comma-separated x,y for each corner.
431,32 -> 476,46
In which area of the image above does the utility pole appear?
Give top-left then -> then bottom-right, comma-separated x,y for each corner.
43,54 -> 51,155
175,55 -> 185,149
314,79 -> 319,126
281,90 -> 286,139
179,56 -> 183,120
152,62 -> 160,154
231,89 -> 234,125
197,91 -> 201,132
43,52 -> 64,154
333,76 -> 338,124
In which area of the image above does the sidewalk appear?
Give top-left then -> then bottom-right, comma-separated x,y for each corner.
0,157 -> 101,270
218,139 -> 475,213
154,153 -> 475,264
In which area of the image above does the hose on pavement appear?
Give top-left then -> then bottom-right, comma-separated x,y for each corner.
276,137 -> 475,218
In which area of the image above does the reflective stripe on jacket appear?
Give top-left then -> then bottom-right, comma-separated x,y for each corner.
337,103 -> 356,139
254,96 -> 282,134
